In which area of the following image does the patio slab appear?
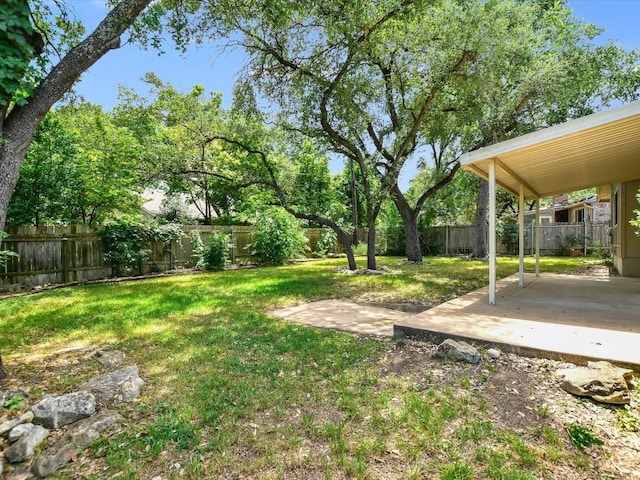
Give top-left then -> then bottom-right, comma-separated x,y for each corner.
395,273 -> 640,369
272,273 -> 640,370
272,299 -> 412,337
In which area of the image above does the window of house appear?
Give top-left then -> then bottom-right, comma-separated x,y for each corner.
575,208 -> 585,223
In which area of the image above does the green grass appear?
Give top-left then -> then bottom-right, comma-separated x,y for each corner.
0,256 -> 603,478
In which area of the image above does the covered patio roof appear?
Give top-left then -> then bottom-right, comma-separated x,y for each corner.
459,101 -> 640,200
459,101 -> 640,304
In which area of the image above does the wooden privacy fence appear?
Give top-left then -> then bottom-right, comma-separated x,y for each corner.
1,226 -> 111,289
421,223 -> 611,255
0,225 -> 329,291
1,223 -> 611,291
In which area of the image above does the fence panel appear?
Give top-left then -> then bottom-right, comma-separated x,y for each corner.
1,225 -> 111,289
1,222 -> 612,291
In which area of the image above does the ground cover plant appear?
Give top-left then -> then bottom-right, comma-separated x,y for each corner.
0,256 -> 636,479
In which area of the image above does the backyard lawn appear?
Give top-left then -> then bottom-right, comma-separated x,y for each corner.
0,256 -> 636,479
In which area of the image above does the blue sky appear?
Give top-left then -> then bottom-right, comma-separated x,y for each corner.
68,0 -> 640,111
65,0 -> 640,191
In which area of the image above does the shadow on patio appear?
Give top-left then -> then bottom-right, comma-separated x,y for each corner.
395,273 -> 640,369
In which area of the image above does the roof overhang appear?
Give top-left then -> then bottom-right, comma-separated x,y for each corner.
460,101 -> 640,200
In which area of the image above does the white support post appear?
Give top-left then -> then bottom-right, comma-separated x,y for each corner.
489,160 -> 496,305
518,183 -> 525,288
535,198 -> 540,276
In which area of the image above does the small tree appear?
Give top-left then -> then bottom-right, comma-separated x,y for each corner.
251,208 -> 307,265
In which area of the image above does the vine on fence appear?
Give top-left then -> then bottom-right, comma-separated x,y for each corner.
101,221 -> 183,275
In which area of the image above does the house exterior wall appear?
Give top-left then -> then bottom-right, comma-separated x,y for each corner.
612,180 -> 640,277
592,202 -> 611,223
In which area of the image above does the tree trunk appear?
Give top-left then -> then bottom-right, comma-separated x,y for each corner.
335,229 -> 357,270
0,354 -> 6,379
366,224 -> 377,270
392,186 -> 422,263
0,0 -> 153,250
471,179 -> 489,258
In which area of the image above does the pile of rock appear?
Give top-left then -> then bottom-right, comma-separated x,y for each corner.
0,350 -> 143,479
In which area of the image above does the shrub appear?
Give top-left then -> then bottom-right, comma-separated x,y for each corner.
102,221 -> 153,275
314,229 -> 337,257
251,208 -> 308,265
203,232 -> 231,270
190,231 -> 206,269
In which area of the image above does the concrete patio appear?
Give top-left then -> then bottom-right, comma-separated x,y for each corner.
272,273 -> 640,369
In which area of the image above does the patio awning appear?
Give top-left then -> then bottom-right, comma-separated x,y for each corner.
459,101 -> 640,200
459,101 -> 640,304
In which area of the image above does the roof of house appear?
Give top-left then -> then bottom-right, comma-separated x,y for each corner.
459,101 -> 640,200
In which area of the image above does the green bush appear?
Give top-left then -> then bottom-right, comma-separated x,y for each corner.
251,208 -> 308,265
314,229 -> 337,257
102,221 -> 183,275
203,232 -> 231,270
190,231 -> 206,269
102,222 -> 153,275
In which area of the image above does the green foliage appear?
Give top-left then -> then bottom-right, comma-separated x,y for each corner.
498,221 -> 519,255
440,462 -> 474,480
115,75 -> 249,224
250,207 -> 308,265
565,424 -> 603,451
0,1 -> 39,108
149,222 -> 183,251
102,221 -> 153,275
559,233 -> 588,255
189,231 -> 206,269
203,232 -> 231,270
631,191 -> 640,237
617,403 -> 640,432
0,0 -> 84,108
7,105 -> 145,226
0,232 -> 19,270
314,229 -> 337,257
102,221 -> 183,274
2,394 -> 25,411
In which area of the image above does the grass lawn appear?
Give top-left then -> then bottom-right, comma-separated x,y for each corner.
0,256 -> 622,479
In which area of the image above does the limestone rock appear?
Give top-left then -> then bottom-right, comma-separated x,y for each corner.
8,423 -> 37,443
94,349 -> 125,368
4,424 -> 48,463
556,361 -> 634,405
31,410 -> 120,478
81,366 -> 144,407
0,412 -> 35,436
31,391 -> 96,429
434,339 -> 481,364
487,348 -> 501,359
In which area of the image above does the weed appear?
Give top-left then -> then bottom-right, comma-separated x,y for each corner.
617,404 -> 640,432
566,424 -> 604,451
2,394 -> 25,411
440,461 -> 473,480
534,425 -> 562,445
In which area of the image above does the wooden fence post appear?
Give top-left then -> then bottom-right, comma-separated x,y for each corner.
61,237 -> 69,283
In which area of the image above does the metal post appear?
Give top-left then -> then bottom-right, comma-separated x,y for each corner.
535,198 -> 540,276
488,160 -> 496,305
518,183 -> 525,288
